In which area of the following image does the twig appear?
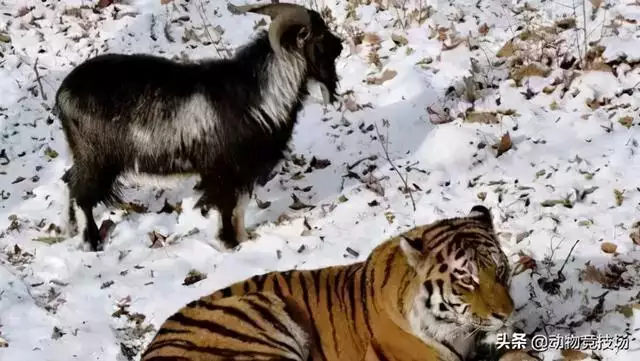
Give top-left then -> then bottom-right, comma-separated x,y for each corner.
195,0 -> 232,58
373,121 -> 416,211
33,58 -> 47,101
557,239 -> 580,278
347,154 -> 377,170
582,0 -> 588,68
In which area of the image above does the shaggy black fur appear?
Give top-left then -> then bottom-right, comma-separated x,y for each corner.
55,8 -> 343,252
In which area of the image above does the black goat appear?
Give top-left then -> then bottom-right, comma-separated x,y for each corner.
54,2 -> 343,251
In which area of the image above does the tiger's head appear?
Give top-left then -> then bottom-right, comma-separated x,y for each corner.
399,205 -> 514,343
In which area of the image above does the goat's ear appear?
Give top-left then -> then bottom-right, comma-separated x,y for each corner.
295,26 -> 311,49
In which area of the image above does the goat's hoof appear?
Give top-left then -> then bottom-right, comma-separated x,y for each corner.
217,236 -> 240,251
83,229 -> 105,252
80,240 -> 104,252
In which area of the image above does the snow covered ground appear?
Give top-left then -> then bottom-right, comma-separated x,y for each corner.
1,0 -> 640,360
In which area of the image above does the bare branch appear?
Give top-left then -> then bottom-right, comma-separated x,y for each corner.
373,121 -> 416,211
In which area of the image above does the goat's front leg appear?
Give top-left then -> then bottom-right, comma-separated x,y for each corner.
198,192 -> 248,250
211,193 -> 240,249
196,183 -> 252,250
231,192 -> 251,243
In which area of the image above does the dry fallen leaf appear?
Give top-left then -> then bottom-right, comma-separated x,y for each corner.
497,39 -> 517,57
391,33 -> 408,46
617,303 -> 640,318
555,17 -> 577,30
630,229 -> 640,245
478,23 -> 490,35
437,27 -> 448,41
510,64 -> 550,84
183,269 -> 207,286
581,264 -> 607,284
601,241 -> 617,254
587,61 -> 614,73
148,230 -> 167,248
442,38 -> 465,51
366,69 -> 397,85
519,255 -> 537,270
97,0 -> 118,8
160,0 -> 173,4
495,132 -> 512,157
384,211 -> 395,224
362,32 -> 382,45
465,111 -> 499,124
561,349 -> 587,361
619,116 -> 633,128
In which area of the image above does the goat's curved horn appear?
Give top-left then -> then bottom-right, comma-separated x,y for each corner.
228,2 -> 311,54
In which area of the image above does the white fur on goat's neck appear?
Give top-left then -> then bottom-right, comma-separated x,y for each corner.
250,50 -> 307,131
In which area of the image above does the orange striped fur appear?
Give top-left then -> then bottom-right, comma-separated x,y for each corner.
141,205 -> 514,361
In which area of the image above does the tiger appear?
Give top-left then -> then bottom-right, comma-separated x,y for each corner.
140,204 -> 515,361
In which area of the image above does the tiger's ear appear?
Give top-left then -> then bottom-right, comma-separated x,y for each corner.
399,234 -> 423,268
468,205 -> 493,226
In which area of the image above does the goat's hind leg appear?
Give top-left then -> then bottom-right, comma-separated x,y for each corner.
67,163 -> 121,251
61,168 -> 80,238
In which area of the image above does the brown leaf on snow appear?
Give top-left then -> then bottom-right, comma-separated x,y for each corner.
519,255 -> 537,271
478,23 -> 490,35
630,223 -> 640,245
148,230 -> 167,248
581,264 -> 608,284
587,61 -> 614,73
601,241 -> 618,254
510,64 -> 550,84
465,111 -> 499,124
616,303 -> 640,318
362,32 -> 382,45
183,269 -> 207,286
366,69 -> 397,85
555,17 -> 577,30
513,253 -> 538,276
561,349 -> 587,361
437,27 -> 448,41
97,0 -> 119,8
391,33 -> 408,46
496,39 -> 517,57
160,0 -> 173,4
619,116 -> 634,129
495,132 -> 512,157
120,202 -> 148,214
442,38 -> 465,51
590,0 -> 603,10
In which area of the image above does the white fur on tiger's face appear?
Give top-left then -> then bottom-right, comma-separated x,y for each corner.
399,205 -> 514,357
